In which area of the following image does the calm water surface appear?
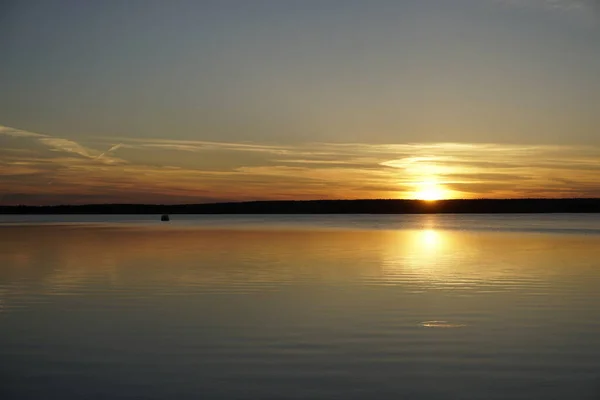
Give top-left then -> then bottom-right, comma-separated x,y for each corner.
1,214 -> 600,399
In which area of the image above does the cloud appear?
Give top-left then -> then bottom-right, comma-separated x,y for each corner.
0,125 -> 125,165
3,124 -> 600,204
114,137 -> 291,153
0,125 -> 44,138
39,138 -> 95,159
95,143 -> 123,161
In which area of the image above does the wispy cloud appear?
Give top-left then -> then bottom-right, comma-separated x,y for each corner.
0,125 -> 124,165
2,124 -> 600,204
0,126 -> 45,138
95,143 -> 123,161
38,138 -> 96,159
117,137 -> 296,155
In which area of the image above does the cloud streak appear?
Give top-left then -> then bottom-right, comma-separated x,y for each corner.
2,124 -> 600,204
0,125 -> 124,165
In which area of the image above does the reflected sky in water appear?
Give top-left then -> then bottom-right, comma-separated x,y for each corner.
1,215 -> 600,399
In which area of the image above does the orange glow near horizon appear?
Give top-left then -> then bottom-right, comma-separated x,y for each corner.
413,181 -> 449,201
2,123 -> 600,204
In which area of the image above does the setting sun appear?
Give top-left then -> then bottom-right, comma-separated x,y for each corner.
414,183 -> 447,201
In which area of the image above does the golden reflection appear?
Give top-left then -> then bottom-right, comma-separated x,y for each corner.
0,226 -> 386,296
382,229 -> 454,281
420,320 -> 467,328
420,229 -> 442,249
1,225 -> 599,299
378,228 -> 600,291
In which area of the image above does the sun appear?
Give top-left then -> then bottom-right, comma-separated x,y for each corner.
414,182 -> 446,201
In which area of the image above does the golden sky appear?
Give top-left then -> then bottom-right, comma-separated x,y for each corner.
2,125 -> 600,204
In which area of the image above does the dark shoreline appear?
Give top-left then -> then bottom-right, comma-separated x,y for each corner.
2,199 -> 600,214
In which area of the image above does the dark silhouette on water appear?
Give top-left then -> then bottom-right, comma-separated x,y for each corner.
161,214 -> 170,221
2,198 -> 600,214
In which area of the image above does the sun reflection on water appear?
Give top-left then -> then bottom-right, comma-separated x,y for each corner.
379,228 -> 464,289
420,229 -> 442,249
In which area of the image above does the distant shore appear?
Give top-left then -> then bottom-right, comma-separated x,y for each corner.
2,199 -> 600,214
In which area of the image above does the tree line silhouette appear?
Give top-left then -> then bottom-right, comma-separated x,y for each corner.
2,198 -> 600,214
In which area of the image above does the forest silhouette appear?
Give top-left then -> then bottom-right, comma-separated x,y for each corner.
2,199 -> 600,214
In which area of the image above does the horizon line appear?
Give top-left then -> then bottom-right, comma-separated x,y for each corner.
2,197 -> 600,208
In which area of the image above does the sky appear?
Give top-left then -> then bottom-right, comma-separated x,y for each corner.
1,0 -> 600,205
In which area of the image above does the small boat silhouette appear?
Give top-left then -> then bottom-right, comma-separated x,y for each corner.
161,214 -> 170,222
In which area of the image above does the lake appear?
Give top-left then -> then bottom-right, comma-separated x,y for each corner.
1,214 -> 600,399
